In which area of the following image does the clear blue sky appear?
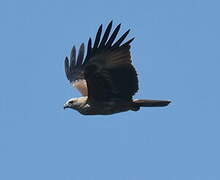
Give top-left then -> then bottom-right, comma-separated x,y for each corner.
0,0 -> 220,179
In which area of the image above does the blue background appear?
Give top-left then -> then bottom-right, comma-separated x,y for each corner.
1,0 -> 220,179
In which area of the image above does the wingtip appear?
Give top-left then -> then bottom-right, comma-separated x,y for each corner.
87,38 -> 92,50
64,57 -> 70,80
80,43 -> 85,48
122,37 -> 135,47
76,43 -> 85,66
129,37 -> 135,44
109,20 -> 113,25
106,21 -> 113,30
116,23 -> 121,30
71,45 -> 76,53
64,56 -> 69,67
97,23 -> 103,33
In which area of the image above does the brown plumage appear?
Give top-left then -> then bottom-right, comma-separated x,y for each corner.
64,21 -> 171,115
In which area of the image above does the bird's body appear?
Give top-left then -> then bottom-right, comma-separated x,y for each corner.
64,21 -> 171,115
64,96 -> 138,115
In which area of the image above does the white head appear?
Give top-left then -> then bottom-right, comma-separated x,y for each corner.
63,97 -> 88,111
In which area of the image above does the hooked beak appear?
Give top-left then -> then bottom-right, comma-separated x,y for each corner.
63,103 -> 69,109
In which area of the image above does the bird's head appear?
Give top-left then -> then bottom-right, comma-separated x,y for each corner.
63,97 -> 87,110
63,98 -> 80,110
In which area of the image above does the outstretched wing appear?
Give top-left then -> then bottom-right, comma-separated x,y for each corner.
65,21 -> 138,101
64,44 -> 88,96
84,21 -> 138,101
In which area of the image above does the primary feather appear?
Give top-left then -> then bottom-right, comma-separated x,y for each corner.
64,21 -> 137,100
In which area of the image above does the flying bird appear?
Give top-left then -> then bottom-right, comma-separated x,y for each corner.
64,21 -> 171,115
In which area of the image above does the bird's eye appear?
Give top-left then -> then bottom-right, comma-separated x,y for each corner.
69,101 -> 73,104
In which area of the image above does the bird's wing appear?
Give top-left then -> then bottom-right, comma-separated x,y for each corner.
84,21 -> 138,101
64,21 -> 138,101
64,44 -> 88,96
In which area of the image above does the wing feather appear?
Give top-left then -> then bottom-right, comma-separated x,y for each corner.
93,24 -> 102,49
76,43 -> 84,66
84,38 -> 92,65
99,21 -> 113,48
84,22 -> 138,101
64,21 -> 138,100
112,29 -> 130,47
106,24 -> 121,47
64,57 -> 70,80
64,44 -> 88,96
70,46 -> 76,67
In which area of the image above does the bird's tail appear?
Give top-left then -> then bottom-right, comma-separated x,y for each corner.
132,99 -> 171,109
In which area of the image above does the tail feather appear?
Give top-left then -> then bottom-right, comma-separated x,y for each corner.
133,99 -> 171,107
